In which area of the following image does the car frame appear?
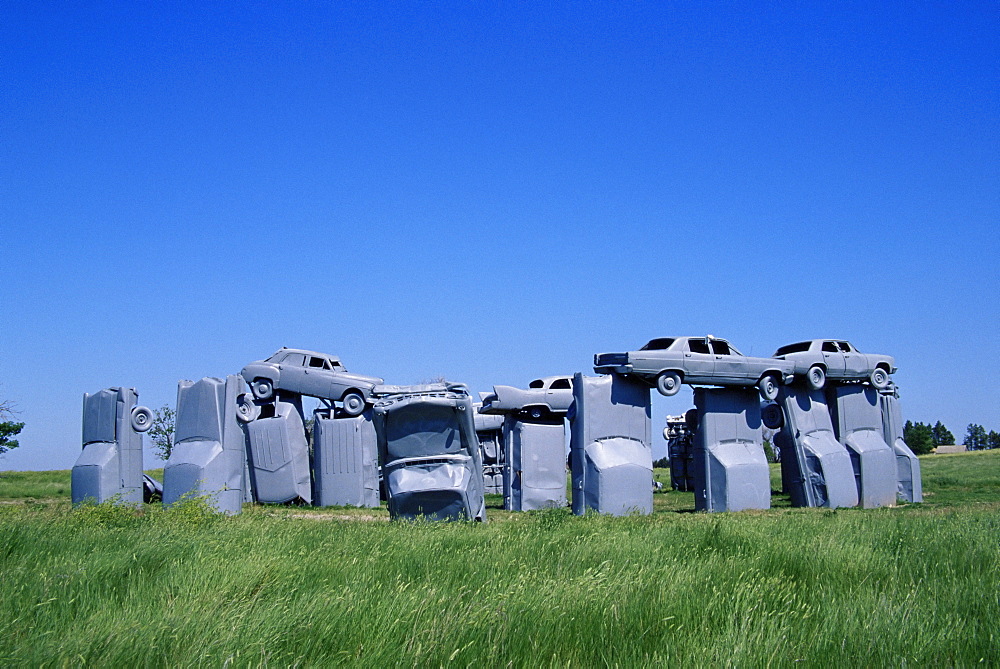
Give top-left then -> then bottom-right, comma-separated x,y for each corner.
478,375 -> 574,419
771,339 -> 896,390
594,335 -> 794,400
240,347 -> 383,416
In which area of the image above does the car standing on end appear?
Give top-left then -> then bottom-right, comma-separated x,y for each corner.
240,347 -> 383,416
594,336 -> 794,400
479,375 -> 574,419
771,339 -> 895,390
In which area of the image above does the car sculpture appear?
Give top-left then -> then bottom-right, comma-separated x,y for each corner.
771,339 -> 895,390
479,375 -> 574,419
240,348 -> 383,416
594,336 -> 794,400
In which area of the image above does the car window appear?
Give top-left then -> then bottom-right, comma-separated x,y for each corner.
710,340 -> 731,355
550,378 -> 571,390
528,380 -> 544,389
688,338 -> 710,354
281,353 -> 305,366
640,338 -> 675,351
839,341 -> 854,353
822,342 -> 840,353
774,342 -> 810,356
308,357 -> 326,369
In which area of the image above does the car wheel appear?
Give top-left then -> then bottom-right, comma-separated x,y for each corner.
251,378 -> 273,400
758,373 -> 780,401
130,405 -> 153,432
526,406 -> 546,420
656,371 -> 682,396
761,403 -> 784,430
235,393 -> 259,423
870,367 -> 890,389
342,391 -> 365,416
807,365 -> 826,390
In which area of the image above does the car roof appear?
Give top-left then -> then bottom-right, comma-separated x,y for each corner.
267,348 -> 343,362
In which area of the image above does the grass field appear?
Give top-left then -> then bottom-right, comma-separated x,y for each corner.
0,452 -> 997,666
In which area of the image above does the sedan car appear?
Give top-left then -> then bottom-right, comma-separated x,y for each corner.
771,339 -> 895,390
594,336 -> 794,400
478,376 -> 574,419
240,348 -> 383,415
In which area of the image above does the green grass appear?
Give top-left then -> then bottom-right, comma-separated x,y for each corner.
0,452 -> 998,666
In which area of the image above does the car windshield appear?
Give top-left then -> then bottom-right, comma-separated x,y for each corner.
640,338 -> 675,350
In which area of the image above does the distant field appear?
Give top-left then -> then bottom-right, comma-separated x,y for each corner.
0,452 -> 997,665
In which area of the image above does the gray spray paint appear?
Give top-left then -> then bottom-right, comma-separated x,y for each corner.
570,374 -> 653,516
774,387 -> 859,508
312,411 -> 380,508
72,387 -> 149,505
163,375 -> 250,514
474,410 -> 504,495
692,388 -> 771,512
827,384 -> 898,508
503,415 -> 567,511
878,389 -> 922,503
373,383 -> 486,522
245,393 -> 312,504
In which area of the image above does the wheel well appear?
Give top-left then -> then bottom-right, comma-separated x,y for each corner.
875,363 -> 891,372
341,388 -> 363,401
658,369 -> 683,380
761,370 -> 782,380
809,363 -> 827,372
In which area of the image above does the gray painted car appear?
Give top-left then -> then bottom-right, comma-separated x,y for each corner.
771,339 -> 895,390
479,375 -> 574,419
594,336 -> 794,400
240,348 -> 383,416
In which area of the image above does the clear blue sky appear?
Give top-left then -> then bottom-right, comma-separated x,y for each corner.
2,2 -> 997,470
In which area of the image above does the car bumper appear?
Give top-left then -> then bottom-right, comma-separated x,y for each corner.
594,364 -> 633,375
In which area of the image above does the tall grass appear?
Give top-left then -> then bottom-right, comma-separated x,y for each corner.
0,452 -> 998,665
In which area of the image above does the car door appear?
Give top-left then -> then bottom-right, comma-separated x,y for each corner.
839,341 -> 868,378
710,339 -> 747,382
302,355 -> 334,398
278,352 -> 307,391
820,341 -> 846,377
546,377 -> 572,411
682,338 -> 715,383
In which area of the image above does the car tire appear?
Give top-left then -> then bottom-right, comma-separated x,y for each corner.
806,365 -> 826,390
342,391 -> 365,416
251,378 -> 273,400
761,403 -> 784,430
130,405 -> 153,432
758,373 -> 780,401
526,406 -> 546,420
870,367 -> 890,389
656,371 -> 682,397
236,393 -> 259,423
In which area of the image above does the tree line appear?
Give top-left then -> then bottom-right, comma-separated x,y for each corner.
903,420 -> 1000,455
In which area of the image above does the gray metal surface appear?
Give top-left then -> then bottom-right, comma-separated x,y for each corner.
774,387 -> 859,508
772,339 -> 895,390
241,347 -> 383,416
828,385 -> 897,508
245,393 -> 312,504
373,383 -> 486,521
479,376 -> 575,419
878,389 -> 923,503
163,375 -> 251,514
594,336 -> 793,400
312,411 -> 379,508
692,388 -> 770,512
503,415 -> 567,511
72,387 -> 148,505
474,409 -> 504,495
570,373 -> 652,516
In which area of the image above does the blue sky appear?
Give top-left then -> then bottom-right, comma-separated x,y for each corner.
2,1 -> 997,470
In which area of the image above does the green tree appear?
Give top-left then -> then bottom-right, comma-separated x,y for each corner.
148,404 -> 175,460
988,431 -> 1000,451
964,423 -> 988,450
0,399 -> 24,455
931,421 -> 955,447
903,420 -> 934,455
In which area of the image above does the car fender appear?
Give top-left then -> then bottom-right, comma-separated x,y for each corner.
241,363 -> 279,385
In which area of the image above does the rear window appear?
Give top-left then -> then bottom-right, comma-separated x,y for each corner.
775,342 -> 811,356
528,380 -> 544,389
640,338 -> 675,351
